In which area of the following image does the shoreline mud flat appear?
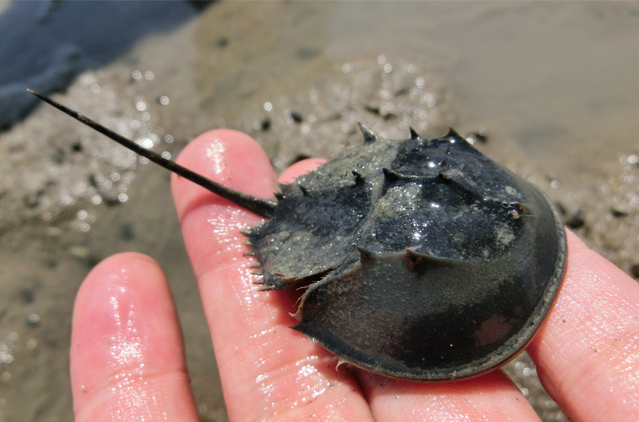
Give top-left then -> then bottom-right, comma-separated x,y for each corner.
1,2 -> 638,421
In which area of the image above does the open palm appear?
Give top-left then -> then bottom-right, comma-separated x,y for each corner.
69,130 -> 639,421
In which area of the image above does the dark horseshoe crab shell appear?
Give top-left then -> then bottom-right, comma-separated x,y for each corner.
29,90 -> 567,381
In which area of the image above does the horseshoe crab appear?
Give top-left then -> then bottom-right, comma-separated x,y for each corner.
28,90 -> 566,381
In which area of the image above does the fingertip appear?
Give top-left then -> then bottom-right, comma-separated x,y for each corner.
72,252 -> 166,342
278,158 -> 326,184
80,252 -> 161,288
71,253 -> 198,421
168,129 -> 277,302
528,230 -> 639,420
171,129 -> 277,221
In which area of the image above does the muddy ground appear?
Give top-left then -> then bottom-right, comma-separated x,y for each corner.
1,2 -> 638,421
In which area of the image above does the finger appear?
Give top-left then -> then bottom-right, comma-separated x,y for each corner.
358,370 -> 541,421
172,130 -> 373,421
70,253 -> 199,421
527,231 -> 639,421
278,158 -> 326,185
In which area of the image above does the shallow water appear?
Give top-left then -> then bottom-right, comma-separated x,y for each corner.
1,2 -> 638,421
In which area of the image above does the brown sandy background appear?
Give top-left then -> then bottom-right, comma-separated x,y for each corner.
1,2 -> 638,421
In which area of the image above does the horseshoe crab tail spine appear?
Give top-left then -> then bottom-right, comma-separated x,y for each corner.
27,89 -> 277,218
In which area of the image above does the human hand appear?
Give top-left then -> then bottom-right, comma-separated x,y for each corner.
69,130 -> 639,421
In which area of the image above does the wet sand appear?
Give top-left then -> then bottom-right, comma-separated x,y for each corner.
1,2 -> 638,421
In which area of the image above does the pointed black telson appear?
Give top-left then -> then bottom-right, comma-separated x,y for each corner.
27,89 -> 277,218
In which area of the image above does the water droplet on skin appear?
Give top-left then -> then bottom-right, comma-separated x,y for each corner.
206,138 -> 227,175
